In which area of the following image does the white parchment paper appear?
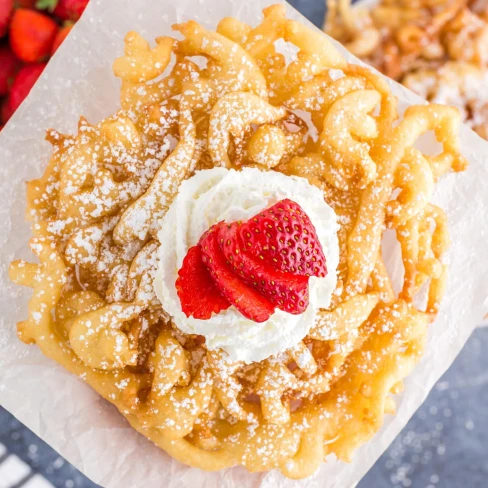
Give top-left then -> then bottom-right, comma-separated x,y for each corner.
0,0 -> 487,487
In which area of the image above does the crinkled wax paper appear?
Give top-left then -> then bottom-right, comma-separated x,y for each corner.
0,0 -> 487,487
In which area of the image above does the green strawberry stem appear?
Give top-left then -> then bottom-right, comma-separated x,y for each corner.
36,0 -> 59,12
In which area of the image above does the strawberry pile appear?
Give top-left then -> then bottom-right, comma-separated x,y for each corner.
176,199 -> 328,323
0,0 -> 89,131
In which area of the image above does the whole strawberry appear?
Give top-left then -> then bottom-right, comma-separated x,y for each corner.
0,0 -> 13,37
51,23 -> 72,54
9,9 -> 57,62
0,45 -> 20,96
37,0 -> 89,21
1,96 -> 14,124
6,62 -> 46,115
15,0 -> 37,7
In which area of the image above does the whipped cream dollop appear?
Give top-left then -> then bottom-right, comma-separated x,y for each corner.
154,168 -> 339,363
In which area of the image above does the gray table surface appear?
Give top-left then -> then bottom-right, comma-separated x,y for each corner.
1,1 -> 487,487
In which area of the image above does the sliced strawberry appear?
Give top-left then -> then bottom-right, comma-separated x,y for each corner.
200,224 -> 275,323
236,199 -> 327,278
176,245 -> 231,320
218,222 -> 309,314
175,200 -> 328,323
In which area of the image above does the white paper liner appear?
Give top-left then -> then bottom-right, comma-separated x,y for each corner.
0,0 -> 487,486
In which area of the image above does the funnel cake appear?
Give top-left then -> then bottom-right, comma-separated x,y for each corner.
326,0 -> 488,140
10,5 -> 467,479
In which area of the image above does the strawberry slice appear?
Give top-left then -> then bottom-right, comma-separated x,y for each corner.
176,245 -> 231,320
235,199 -> 327,278
218,222 -> 309,314
200,225 -> 275,323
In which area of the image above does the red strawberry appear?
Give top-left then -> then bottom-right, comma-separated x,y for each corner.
0,45 -> 20,96
51,23 -> 72,54
1,95 -> 14,123
36,0 -> 88,21
176,245 -> 231,320
200,224 -> 275,323
9,9 -> 57,62
234,199 -> 327,278
15,0 -> 37,7
54,0 -> 88,20
0,0 -> 14,37
6,62 -> 45,115
218,222 -> 309,314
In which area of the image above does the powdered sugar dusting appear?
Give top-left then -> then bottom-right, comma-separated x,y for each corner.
0,1 -> 487,488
